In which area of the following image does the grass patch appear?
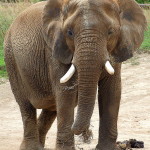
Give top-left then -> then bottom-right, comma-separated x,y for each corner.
0,45 -> 5,77
0,69 -> 7,78
139,9 -> 150,52
140,24 -> 150,52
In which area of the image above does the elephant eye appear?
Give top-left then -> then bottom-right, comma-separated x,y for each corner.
108,28 -> 114,35
67,29 -> 74,38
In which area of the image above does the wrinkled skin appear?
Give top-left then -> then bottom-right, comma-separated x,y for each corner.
4,0 -> 146,150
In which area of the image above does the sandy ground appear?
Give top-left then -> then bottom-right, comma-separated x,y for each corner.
0,53 -> 150,150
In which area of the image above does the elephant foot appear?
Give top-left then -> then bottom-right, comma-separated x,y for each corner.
20,139 -> 44,150
56,139 -> 75,150
79,129 -> 93,143
56,145 -> 76,150
56,134 -> 75,150
96,146 -> 121,150
96,143 -> 120,150
39,135 -> 46,147
56,140 -> 75,150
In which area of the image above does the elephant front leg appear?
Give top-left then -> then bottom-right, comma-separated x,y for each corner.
37,109 -> 56,147
18,100 -> 43,150
96,65 -> 121,150
56,90 -> 77,150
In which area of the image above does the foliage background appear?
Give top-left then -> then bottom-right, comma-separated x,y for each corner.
136,0 -> 150,3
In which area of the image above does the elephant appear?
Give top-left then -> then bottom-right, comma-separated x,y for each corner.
4,0 -> 146,149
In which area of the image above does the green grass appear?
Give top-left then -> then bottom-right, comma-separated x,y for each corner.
0,48 -> 5,66
0,44 -> 7,78
0,69 -> 7,78
140,9 -> 150,52
140,24 -> 150,52
0,45 -> 7,78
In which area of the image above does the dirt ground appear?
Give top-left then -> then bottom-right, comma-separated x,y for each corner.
0,53 -> 150,150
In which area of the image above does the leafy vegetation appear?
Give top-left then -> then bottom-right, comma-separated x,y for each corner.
136,0 -> 150,4
140,25 -> 150,52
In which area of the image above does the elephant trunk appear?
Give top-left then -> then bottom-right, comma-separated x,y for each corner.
71,33 -> 109,135
71,63 -> 100,135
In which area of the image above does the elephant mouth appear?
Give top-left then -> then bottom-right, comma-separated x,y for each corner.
60,60 -> 114,84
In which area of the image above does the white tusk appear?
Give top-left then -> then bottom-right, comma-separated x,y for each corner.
60,64 -> 76,83
105,61 -> 115,75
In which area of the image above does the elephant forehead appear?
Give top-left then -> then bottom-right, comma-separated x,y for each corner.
62,0 -> 120,29
111,0 -> 119,5
63,0 -> 119,14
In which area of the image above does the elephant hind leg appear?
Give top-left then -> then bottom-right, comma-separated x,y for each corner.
18,99 -> 43,150
37,109 -> 57,147
5,36 -> 43,150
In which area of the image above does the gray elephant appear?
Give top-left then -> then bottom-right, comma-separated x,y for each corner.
4,0 -> 146,150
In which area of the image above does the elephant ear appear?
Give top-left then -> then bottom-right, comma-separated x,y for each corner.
42,0 -> 73,64
112,0 -> 147,62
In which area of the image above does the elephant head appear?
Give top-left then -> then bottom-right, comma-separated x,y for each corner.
42,0 -> 146,135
